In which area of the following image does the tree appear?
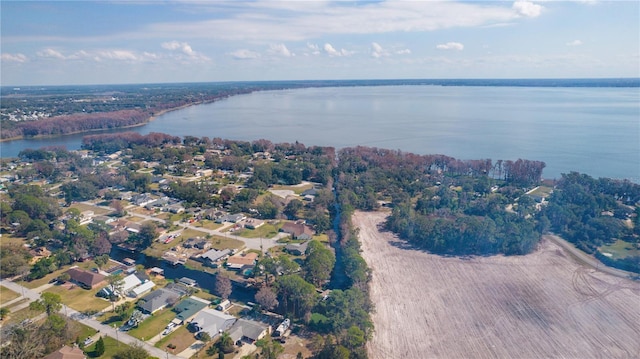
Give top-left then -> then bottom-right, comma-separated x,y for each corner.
199,332 -> 211,343
255,286 -> 278,311
256,337 -> 284,359
304,241 -> 335,287
217,331 -> 234,353
137,221 -> 158,248
112,343 -> 149,359
107,273 -> 125,299
94,336 -> 105,356
215,273 -> 232,299
276,275 -> 317,319
344,325 -> 365,349
35,292 -> 62,316
0,307 -> 9,320
94,253 -> 110,269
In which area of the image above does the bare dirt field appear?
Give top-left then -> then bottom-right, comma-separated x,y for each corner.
354,211 -> 640,359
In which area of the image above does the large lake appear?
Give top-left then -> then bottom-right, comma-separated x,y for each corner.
2,85 -> 639,181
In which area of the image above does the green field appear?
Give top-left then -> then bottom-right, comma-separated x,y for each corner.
84,335 -> 133,358
128,307 -> 177,340
155,325 -> 197,354
234,223 -> 281,238
599,239 -> 639,260
0,285 -> 20,305
44,284 -> 110,313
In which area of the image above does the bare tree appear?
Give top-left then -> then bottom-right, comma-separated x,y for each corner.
255,286 -> 278,311
214,273 -> 232,299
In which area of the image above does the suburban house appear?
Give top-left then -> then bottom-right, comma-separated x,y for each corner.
226,252 -> 258,270
280,222 -> 315,240
215,213 -> 246,224
173,296 -> 209,324
128,280 -> 155,298
183,237 -> 211,250
137,288 -> 181,314
98,273 -> 142,298
189,308 -> 236,339
284,241 -> 309,256
43,345 -> 86,359
178,277 -> 198,287
78,210 -> 94,225
199,248 -> 232,267
243,218 -> 265,229
229,319 -> 271,344
66,267 -> 106,289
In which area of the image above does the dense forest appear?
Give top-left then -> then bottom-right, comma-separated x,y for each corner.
336,146 -> 546,255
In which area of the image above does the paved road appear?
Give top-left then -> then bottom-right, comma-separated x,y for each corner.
544,234 -> 636,279
0,280 -> 181,359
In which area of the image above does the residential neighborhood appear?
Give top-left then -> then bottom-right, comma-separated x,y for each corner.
0,136 -> 342,358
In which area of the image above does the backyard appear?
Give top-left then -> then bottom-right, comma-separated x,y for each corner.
44,283 -> 110,313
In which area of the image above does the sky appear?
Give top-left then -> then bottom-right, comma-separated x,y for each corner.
1,0 -> 639,86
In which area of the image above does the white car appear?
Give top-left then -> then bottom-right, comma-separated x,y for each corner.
83,337 -> 94,346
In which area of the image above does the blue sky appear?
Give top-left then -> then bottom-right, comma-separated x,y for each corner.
1,0 -> 638,85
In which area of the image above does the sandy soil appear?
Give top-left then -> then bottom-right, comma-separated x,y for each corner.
354,211 -> 640,359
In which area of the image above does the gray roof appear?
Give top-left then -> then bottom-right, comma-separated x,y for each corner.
190,308 -> 236,338
201,248 -> 231,263
229,319 -> 270,342
174,296 -> 208,322
137,288 -> 180,314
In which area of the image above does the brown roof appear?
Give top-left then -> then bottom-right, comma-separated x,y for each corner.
43,345 -> 86,359
280,222 -> 314,238
66,267 -> 106,288
226,252 -> 258,266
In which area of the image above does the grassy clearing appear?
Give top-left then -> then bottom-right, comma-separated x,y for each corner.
194,220 -> 223,230
155,325 -> 197,354
599,239 -> 639,259
527,185 -> 553,198
69,203 -> 112,216
4,306 -> 44,325
192,290 -> 218,303
272,183 -> 313,194
0,233 -> 26,246
209,236 -> 244,250
127,216 -> 145,223
234,223 -> 280,239
313,234 -> 329,243
0,285 -> 20,305
44,284 -> 110,313
20,265 -> 71,289
177,228 -> 209,240
128,307 -> 177,340
84,336 -> 132,358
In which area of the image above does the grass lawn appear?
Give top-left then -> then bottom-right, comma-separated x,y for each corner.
4,306 -> 44,325
0,285 -> 20,305
127,216 -> 145,223
69,203 -> 112,216
128,307 -> 177,340
599,239 -> 639,260
195,220 -> 223,231
272,182 -> 314,194
234,223 -> 281,239
209,236 -> 245,250
192,290 -> 218,303
527,185 -> 553,198
44,284 -> 110,313
313,233 -> 329,243
155,325 -> 197,353
20,265 -> 73,289
0,233 -> 26,246
84,336 -> 132,358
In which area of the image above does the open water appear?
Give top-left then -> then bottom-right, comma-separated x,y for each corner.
2,85 -> 638,181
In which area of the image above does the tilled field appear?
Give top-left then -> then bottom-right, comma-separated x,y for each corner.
354,211 -> 640,359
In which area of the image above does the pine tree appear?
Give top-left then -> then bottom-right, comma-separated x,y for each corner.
94,336 -> 105,356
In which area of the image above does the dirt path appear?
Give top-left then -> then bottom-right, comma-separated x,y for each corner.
354,211 -> 640,359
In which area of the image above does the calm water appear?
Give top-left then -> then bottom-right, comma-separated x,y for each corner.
3,85 -> 639,181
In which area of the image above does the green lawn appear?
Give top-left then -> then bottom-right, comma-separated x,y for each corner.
4,306 -> 44,325
84,335 -> 132,358
209,236 -> 245,250
599,239 -> 639,260
44,284 -> 110,313
234,223 -> 281,239
272,183 -> 314,194
69,203 -> 112,216
195,220 -> 223,230
155,325 -> 197,354
128,307 -> 177,340
0,285 -> 20,305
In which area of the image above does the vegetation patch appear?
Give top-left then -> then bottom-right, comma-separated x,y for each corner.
154,325 -> 196,354
84,335 -> 131,358
599,239 -> 639,260
69,203 -> 112,216
44,284 -> 109,313
128,307 -> 177,340
233,223 -> 280,238
0,285 -> 20,305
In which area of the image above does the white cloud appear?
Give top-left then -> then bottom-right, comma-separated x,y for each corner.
97,50 -> 139,61
396,49 -> 412,55
512,1 -> 543,18
566,39 -> 583,46
324,43 -> 354,57
269,43 -> 293,57
161,41 -> 209,60
229,49 -> 261,60
37,48 -> 66,59
436,42 -> 464,51
1,53 -> 28,63
142,1 -> 528,42
306,43 -> 320,56
371,42 -> 387,58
